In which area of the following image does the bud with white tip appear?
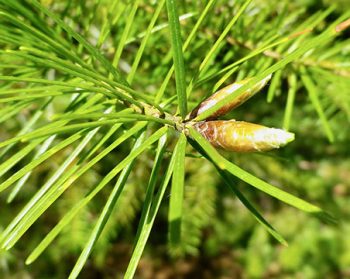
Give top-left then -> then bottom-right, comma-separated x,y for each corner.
193,120 -> 295,152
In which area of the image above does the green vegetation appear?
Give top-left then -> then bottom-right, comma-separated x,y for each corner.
0,0 -> 349,278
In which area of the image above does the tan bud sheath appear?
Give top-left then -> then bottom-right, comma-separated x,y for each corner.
188,75 -> 272,120
193,120 -> 294,152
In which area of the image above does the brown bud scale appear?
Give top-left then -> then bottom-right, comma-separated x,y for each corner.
188,75 -> 271,120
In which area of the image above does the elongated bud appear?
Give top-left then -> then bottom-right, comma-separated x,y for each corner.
188,75 -> 272,120
193,120 -> 294,152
